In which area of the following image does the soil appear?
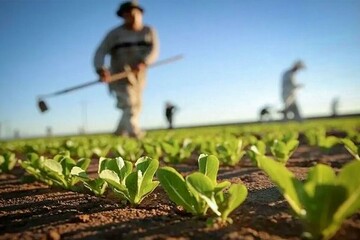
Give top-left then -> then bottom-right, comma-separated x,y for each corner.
1,143 -> 360,240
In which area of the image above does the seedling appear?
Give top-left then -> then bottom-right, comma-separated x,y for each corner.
99,156 -> 159,205
318,135 -> 340,153
161,138 -> 196,163
70,157 -> 109,196
0,152 -> 17,173
157,154 -> 247,222
20,152 -> 90,189
247,140 -> 267,165
341,138 -> 359,160
255,155 -> 360,240
215,139 -> 247,166
270,139 -> 299,164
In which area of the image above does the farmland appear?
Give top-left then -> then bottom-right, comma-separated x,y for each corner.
0,117 -> 360,240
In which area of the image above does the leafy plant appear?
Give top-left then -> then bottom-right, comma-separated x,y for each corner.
215,139 -> 247,166
247,140 -> 266,165
270,139 -> 299,164
304,128 -> 325,146
161,138 -> 196,163
157,154 -> 247,222
20,152 -> 90,189
318,135 -> 340,153
41,154 -> 91,190
142,140 -> 162,160
255,155 -> 360,240
99,156 -> 159,205
341,138 -> 359,160
0,152 -> 17,173
20,153 -> 53,185
70,158 -> 109,196
114,139 -> 144,162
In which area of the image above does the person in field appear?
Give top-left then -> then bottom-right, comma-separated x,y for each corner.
94,1 -> 159,138
280,60 -> 305,122
259,105 -> 273,122
165,102 -> 177,129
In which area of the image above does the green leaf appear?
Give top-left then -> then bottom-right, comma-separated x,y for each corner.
256,155 -> 305,216
303,164 -> 336,198
162,141 -> 179,155
135,157 -> 158,184
99,169 -> 128,193
126,171 -> 139,204
335,161 -> 360,221
83,178 -> 108,196
219,183 -> 248,220
198,154 -> 219,185
70,166 -> 89,180
214,181 -> 231,193
59,156 -> 76,176
186,172 -> 218,216
43,159 -> 67,187
120,160 -> 133,184
302,165 -> 346,238
76,158 -> 91,170
43,159 -> 63,175
341,139 -> 359,160
98,157 -> 109,173
186,172 -> 215,194
157,167 -> 198,214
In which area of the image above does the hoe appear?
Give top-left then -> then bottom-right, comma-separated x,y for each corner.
37,55 -> 183,113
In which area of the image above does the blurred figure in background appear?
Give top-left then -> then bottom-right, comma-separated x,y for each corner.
281,60 -> 305,122
331,97 -> 340,117
94,1 -> 159,138
165,102 -> 177,129
259,105 -> 273,122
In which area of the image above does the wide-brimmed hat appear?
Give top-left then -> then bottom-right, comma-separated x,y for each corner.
117,1 -> 144,17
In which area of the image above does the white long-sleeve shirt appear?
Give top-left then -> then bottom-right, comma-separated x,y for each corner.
94,24 -> 159,74
281,69 -> 301,106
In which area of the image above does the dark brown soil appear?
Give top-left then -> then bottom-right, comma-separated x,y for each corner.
1,144 -> 359,240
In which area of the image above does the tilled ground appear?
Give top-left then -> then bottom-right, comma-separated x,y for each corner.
0,145 -> 360,240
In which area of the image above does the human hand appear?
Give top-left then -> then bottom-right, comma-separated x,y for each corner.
97,68 -> 112,83
132,62 -> 147,72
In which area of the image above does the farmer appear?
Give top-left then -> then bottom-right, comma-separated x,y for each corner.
94,1 -> 159,138
259,105 -> 272,122
280,60 -> 305,122
165,102 -> 177,129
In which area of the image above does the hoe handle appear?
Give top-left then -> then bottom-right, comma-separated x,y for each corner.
108,54 -> 183,83
40,55 -> 183,98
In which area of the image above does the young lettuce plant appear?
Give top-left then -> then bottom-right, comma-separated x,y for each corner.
70,157 -> 113,196
161,138 -> 196,163
99,156 -> 159,205
341,138 -> 359,160
20,152 -> 90,189
255,155 -> 360,240
157,154 -> 248,223
0,151 -> 17,173
41,153 -> 91,190
318,135 -> 340,153
20,153 -> 53,185
142,140 -> 162,161
215,139 -> 247,166
114,139 -> 144,162
247,140 -> 267,166
269,139 -> 299,164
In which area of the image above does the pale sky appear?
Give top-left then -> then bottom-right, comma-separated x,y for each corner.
0,0 -> 359,139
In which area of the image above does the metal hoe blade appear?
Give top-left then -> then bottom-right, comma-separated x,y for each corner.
38,99 -> 48,113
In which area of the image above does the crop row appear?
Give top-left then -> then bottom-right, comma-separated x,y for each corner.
1,128 -> 359,168
1,143 -> 360,239
1,120 -> 359,239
